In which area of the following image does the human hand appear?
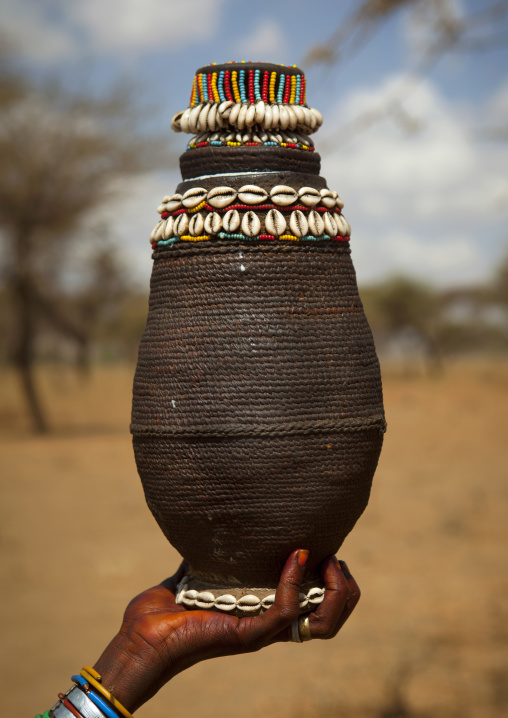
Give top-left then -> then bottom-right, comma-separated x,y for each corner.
93,550 -> 360,712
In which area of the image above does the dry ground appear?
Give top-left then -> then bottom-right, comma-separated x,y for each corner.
0,361 -> 507,717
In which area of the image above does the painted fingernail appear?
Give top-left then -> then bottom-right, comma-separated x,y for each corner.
298,550 -> 309,567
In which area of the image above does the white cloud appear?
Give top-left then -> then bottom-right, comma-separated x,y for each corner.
233,20 -> 288,62
1,0 -> 226,60
320,75 -> 508,286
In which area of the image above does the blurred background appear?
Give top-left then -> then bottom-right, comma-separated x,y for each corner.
0,1 -> 507,716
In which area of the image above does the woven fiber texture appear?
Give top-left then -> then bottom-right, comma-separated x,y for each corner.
132,240 -> 384,587
180,146 -> 320,180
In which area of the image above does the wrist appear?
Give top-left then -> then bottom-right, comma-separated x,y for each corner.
93,632 -> 166,712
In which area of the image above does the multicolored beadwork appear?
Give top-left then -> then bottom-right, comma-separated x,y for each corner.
190,63 -> 307,106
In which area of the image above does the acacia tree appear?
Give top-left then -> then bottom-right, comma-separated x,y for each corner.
0,62 -> 165,432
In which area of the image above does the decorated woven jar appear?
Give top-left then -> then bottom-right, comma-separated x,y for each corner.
131,62 -> 385,617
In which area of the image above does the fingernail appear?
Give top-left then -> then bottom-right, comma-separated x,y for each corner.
333,556 -> 342,568
298,550 -> 309,567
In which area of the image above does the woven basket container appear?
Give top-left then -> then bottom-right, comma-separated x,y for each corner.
132,63 -> 385,616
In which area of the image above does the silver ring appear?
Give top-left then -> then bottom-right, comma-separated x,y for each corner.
291,618 -> 302,642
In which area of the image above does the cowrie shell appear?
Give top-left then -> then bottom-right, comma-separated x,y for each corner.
242,132 -> 251,143
204,212 -> 222,234
150,221 -> 163,241
189,213 -> 204,236
271,103 -> 280,128
320,188 -> 336,208
237,104 -> 248,130
263,104 -> 273,129
166,194 -> 182,212
229,103 -> 241,125
255,100 -> 265,124
279,104 -> 289,130
181,589 -> 198,606
173,214 -> 189,236
302,107 -> 313,129
335,213 -> 350,236
308,587 -> 325,604
292,105 -> 305,125
335,195 -> 345,210
270,185 -> 298,206
207,186 -> 237,208
223,209 -> 240,232
180,108 -> 191,133
182,187 -> 207,209
241,210 -> 261,237
298,186 -> 321,207
311,107 -> 323,127
198,104 -> 210,133
261,594 -> 276,609
265,208 -> 286,236
207,103 -> 218,131
215,594 -> 236,611
323,212 -> 338,237
163,215 -> 174,239
308,209 -> 324,236
171,110 -> 183,132
238,185 -> 268,204
245,104 -> 256,127
237,595 -> 261,611
189,103 -> 202,134
287,105 -> 298,130
218,100 -> 234,118
195,591 -> 216,609
157,203 -> 167,214
295,131 -> 313,147
289,210 -> 309,237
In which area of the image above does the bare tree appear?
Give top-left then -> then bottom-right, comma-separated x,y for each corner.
0,59 -> 165,432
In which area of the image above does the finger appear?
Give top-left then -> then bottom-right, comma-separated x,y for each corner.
332,560 -> 361,632
236,549 -> 309,648
307,556 -> 351,639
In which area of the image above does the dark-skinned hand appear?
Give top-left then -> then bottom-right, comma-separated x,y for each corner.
93,550 -> 360,713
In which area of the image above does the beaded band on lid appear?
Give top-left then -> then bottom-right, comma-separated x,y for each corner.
171,61 -> 323,135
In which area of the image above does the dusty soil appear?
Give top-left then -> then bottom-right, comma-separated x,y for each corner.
0,361 -> 507,717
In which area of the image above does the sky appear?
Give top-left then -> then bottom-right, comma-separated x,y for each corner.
2,0 -> 508,287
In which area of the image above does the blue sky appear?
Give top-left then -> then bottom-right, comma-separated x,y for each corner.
2,0 -> 508,286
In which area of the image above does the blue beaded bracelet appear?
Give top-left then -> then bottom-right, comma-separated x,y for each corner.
71,676 -> 120,718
